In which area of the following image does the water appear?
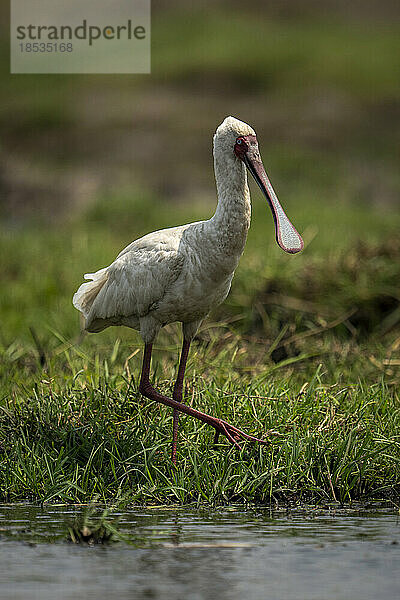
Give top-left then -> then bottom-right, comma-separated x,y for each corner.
0,504 -> 399,600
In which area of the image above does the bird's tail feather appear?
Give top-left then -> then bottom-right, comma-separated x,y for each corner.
72,268 -> 109,321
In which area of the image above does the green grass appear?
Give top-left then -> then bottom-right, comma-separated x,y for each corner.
0,190 -> 399,506
67,503 -> 124,545
0,352 -> 398,505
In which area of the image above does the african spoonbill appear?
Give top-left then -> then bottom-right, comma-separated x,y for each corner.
73,116 -> 304,463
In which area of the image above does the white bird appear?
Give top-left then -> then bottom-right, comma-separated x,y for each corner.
73,116 -> 303,463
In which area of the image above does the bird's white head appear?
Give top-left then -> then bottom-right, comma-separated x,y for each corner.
214,116 -> 304,254
214,116 -> 256,158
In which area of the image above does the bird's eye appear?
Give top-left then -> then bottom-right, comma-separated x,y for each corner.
237,139 -> 242,145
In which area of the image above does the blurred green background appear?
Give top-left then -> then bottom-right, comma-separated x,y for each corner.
0,0 -> 399,386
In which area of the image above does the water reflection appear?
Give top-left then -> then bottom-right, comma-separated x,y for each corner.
0,504 -> 399,600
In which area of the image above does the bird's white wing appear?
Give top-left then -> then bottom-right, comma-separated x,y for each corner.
73,226 -> 187,331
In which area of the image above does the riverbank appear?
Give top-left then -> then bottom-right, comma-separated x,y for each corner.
1,195 -> 399,505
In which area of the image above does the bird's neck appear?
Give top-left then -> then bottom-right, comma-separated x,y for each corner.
210,153 -> 251,256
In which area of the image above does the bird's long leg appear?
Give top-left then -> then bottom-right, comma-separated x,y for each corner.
171,339 -> 191,465
139,344 -> 268,457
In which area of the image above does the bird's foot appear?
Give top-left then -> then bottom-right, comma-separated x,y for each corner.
212,418 -> 268,450
139,381 -> 268,451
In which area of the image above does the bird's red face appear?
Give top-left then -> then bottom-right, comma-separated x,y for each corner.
234,135 -> 254,160
233,134 -> 304,254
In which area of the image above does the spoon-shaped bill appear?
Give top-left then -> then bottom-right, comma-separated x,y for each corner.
244,149 -> 304,254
